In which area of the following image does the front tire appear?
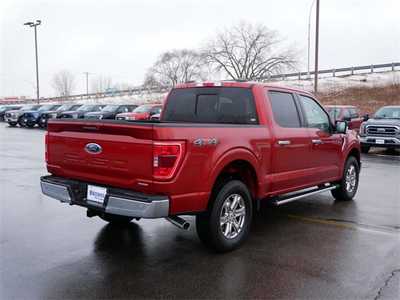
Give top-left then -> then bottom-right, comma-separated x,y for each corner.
331,156 -> 360,201
196,180 -> 253,252
99,213 -> 133,224
8,122 -> 17,127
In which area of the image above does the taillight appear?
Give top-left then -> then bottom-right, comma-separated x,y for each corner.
153,141 -> 185,180
45,132 -> 49,162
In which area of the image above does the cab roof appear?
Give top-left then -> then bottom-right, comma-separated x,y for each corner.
174,81 -> 314,96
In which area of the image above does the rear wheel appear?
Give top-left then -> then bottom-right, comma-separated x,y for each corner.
196,180 -> 253,252
331,156 -> 360,201
99,213 -> 133,224
8,122 -> 17,127
361,145 -> 370,154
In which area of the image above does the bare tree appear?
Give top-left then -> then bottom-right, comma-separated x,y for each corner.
144,49 -> 207,88
51,70 -> 75,97
91,75 -> 113,93
204,22 -> 297,80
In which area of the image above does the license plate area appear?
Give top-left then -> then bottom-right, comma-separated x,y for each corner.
87,184 -> 107,206
376,139 -> 385,144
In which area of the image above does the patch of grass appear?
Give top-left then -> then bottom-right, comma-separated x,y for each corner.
318,84 -> 400,114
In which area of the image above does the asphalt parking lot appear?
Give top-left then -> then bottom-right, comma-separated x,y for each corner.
0,122 -> 399,299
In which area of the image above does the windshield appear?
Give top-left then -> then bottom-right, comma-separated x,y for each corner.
133,105 -> 153,113
326,107 -> 341,120
57,104 -> 72,111
22,105 -> 39,111
101,105 -> 118,112
77,105 -> 98,112
374,107 -> 400,119
38,104 -> 56,111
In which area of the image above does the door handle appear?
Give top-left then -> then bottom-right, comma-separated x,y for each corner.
312,139 -> 323,145
278,140 -> 291,145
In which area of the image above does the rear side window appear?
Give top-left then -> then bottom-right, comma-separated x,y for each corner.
162,87 -> 258,124
268,91 -> 301,128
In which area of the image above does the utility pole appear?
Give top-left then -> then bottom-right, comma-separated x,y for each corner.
24,20 -> 41,103
83,72 -> 90,98
314,0 -> 320,94
307,0 -> 316,78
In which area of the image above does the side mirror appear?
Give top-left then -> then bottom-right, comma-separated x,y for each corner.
336,121 -> 348,134
362,114 -> 369,121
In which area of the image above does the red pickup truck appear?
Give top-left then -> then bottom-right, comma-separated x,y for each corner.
41,82 -> 361,252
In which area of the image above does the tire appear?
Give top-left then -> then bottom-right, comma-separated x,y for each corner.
26,123 -> 35,128
99,213 -> 133,224
196,180 -> 253,252
331,156 -> 360,201
8,122 -> 17,127
361,145 -> 370,154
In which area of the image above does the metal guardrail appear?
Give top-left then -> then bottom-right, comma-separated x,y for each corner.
267,62 -> 399,80
1,62 -> 399,104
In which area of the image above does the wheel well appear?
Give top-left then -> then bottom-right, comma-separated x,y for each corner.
211,160 -> 258,203
347,148 -> 361,166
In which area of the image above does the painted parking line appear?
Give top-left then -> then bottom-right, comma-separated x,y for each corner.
285,214 -> 400,235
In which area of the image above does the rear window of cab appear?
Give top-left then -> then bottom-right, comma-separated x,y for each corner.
162,87 -> 258,124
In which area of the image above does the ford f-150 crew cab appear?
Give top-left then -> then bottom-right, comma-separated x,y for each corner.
359,105 -> 400,153
41,82 -> 361,252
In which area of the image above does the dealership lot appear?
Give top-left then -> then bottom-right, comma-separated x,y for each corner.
0,123 -> 399,299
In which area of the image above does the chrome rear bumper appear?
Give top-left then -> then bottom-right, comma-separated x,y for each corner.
40,175 -> 169,218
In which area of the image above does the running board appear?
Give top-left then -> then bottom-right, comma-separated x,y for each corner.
271,185 -> 339,206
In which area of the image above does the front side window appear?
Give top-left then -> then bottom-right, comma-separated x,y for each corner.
298,95 -> 330,132
268,91 -> 301,128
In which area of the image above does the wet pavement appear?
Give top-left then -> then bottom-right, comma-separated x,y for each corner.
0,122 -> 399,299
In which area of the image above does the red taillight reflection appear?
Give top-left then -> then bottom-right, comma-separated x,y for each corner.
153,142 -> 185,180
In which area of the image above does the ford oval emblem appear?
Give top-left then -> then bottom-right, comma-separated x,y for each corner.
85,143 -> 102,154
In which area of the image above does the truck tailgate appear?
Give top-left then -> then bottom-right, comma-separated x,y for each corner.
46,120 -> 154,190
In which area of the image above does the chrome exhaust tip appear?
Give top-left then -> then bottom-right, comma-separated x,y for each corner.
165,216 -> 190,230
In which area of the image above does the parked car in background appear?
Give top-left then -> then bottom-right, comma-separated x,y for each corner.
38,103 -> 83,128
58,104 -> 105,119
5,104 -> 42,127
19,104 -> 61,128
41,82 -> 360,252
0,105 -> 22,121
85,104 -> 137,120
116,104 -> 162,121
325,105 -> 367,132
359,105 -> 400,153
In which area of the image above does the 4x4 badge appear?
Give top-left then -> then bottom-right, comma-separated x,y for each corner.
193,138 -> 218,147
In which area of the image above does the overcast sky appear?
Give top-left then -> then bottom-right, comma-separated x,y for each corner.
1,0 -> 399,98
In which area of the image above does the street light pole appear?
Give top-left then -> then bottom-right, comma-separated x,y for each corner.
24,20 -> 41,103
314,0 -> 320,94
307,0 -> 316,78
